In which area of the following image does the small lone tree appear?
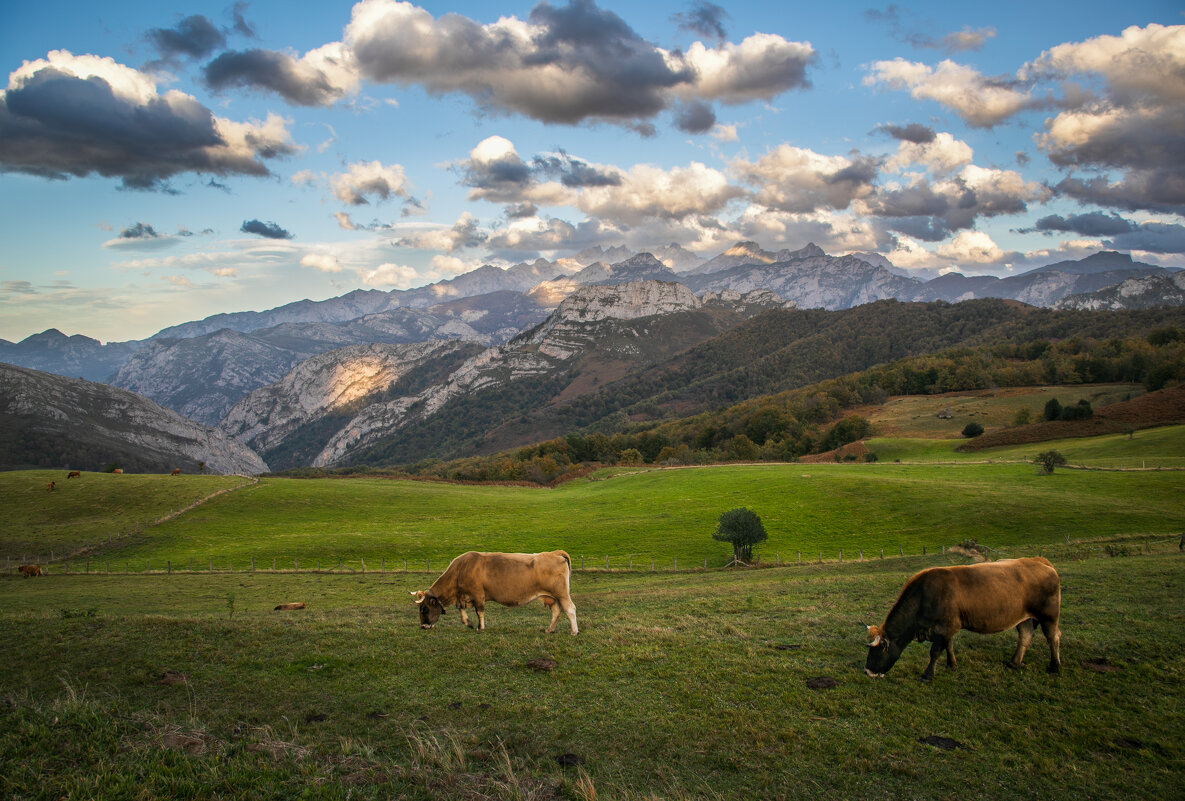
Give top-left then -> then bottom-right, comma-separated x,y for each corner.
961,421 -> 984,438
713,507 -> 767,565
1034,450 -> 1067,474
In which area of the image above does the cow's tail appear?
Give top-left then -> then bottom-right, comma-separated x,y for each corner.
558,550 -> 572,571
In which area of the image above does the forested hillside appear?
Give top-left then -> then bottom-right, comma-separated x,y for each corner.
323,301 -> 1185,478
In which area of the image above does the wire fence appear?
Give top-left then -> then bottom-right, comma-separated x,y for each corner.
8,534 -> 1182,577
0,543 -> 1033,576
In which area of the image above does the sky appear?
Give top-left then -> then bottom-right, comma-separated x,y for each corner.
1,1 -> 1183,343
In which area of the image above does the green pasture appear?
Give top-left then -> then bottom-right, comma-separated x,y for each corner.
1,549 -> 1182,799
3,457 -> 1183,572
867,423 -> 1185,467
865,383 -> 1143,438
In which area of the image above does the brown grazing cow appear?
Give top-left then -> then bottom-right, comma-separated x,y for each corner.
67,471 -> 81,479
412,550 -> 578,635
171,468 -> 181,475
865,556 -> 1062,681
46,481 -> 56,491
112,469 -> 123,474
19,564 -> 44,577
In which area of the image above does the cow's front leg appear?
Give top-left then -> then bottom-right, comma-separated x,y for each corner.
460,606 -> 473,628
474,601 -> 486,631
921,637 -> 946,682
945,637 -> 957,670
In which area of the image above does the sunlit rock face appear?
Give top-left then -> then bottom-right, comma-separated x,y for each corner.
218,341 -> 474,456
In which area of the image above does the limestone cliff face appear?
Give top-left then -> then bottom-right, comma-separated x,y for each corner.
310,281 -> 784,467
1055,271 -> 1185,310
689,252 -> 918,310
0,363 -> 267,474
218,341 -> 474,456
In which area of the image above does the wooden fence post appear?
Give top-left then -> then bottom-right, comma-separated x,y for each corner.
167,560 -> 171,575
880,548 -> 884,559
251,557 -> 255,573
674,557 -> 678,571
797,551 -> 801,564
839,549 -> 842,563
605,555 -> 609,569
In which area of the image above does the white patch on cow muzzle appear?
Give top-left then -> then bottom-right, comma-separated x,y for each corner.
864,668 -> 885,679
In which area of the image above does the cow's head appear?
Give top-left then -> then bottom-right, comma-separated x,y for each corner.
864,624 -> 904,678
411,591 -> 446,629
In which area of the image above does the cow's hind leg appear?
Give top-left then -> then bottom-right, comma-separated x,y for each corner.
1040,618 -> 1061,673
541,596 -> 561,633
1006,619 -> 1035,669
560,595 -> 578,636
474,601 -> 486,631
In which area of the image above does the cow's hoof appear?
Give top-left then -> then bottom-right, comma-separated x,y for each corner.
919,674 -> 933,683
1047,663 -> 1061,674
1004,661 -> 1021,671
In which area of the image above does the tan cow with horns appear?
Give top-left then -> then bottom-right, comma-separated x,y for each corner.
864,556 -> 1062,681
412,550 -> 578,635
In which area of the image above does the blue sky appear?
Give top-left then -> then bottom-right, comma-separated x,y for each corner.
2,0 -> 1183,343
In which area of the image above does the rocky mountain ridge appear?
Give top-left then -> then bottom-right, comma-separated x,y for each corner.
219,282 -> 788,468
0,363 -> 267,474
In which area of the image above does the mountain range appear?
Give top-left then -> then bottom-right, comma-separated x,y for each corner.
2,242 -> 1182,474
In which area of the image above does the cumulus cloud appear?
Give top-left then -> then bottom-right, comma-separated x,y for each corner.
863,58 -> 1034,127
879,122 -> 936,144
329,160 -> 410,205
358,262 -> 419,288
240,219 -> 293,239
731,145 -> 879,214
204,0 -> 813,132
935,230 -> 1011,264
146,15 -> 226,62
672,100 -> 717,133
577,161 -> 743,225
672,2 -> 730,43
864,165 -> 1050,241
300,252 -> 344,272
397,212 -> 488,252
204,42 -> 359,106
883,131 -> 973,176
0,50 -> 297,190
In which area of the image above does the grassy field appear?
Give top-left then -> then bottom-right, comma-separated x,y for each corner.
4,454 -> 1184,571
1,547 -> 1182,800
3,424 -> 1182,799
866,423 -> 1185,468
857,383 -> 1144,439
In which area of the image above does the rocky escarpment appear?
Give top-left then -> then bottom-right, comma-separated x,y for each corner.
219,340 -> 480,461
1055,271 -> 1185,310
0,363 -> 266,474
310,281 -> 786,467
688,249 -> 918,310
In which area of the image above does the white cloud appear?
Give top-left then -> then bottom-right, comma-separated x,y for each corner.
884,132 -> 973,176
357,262 -> 419,288
300,252 -> 344,273
864,57 -> 1033,127
329,160 -> 410,205
936,230 -> 1006,264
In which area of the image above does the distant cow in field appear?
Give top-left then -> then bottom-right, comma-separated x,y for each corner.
112,469 -> 123,474
171,469 -> 181,476
67,471 -> 81,479
412,550 -> 578,635
19,564 -> 44,577
865,556 -> 1062,681
46,481 -> 55,491
274,602 -> 306,611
